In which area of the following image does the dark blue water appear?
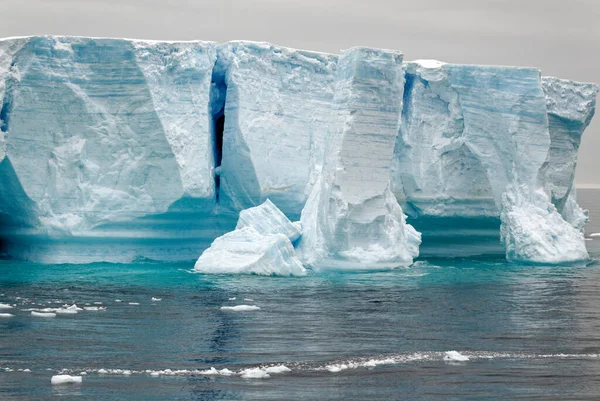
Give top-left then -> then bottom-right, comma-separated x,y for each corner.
1,190 -> 599,400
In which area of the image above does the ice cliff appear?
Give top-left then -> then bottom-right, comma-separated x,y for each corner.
0,36 -> 597,266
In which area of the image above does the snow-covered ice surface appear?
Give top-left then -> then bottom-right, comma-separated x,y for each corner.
0,36 -> 597,265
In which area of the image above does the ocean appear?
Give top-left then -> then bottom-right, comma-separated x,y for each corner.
0,189 -> 599,400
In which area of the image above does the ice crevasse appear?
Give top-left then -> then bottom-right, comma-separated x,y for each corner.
0,36 -> 597,268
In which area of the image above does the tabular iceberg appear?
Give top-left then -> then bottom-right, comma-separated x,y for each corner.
0,35 -> 597,266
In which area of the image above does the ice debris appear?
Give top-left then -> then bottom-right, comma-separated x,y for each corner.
220,305 -> 261,312
194,202 -> 306,276
443,351 -> 470,362
51,375 -> 82,385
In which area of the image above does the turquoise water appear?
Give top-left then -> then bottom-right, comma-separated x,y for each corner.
1,190 -> 599,400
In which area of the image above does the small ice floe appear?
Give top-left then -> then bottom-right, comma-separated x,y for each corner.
239,367 -> 270,379
362,358 -> 396,368
444,351 -> 469,362
325,364 -> 349,373
97,369 -> 108,374
228,297 -> 236,301
93,302 -> 103,305
23,369 -> 31,372
0,313 -> 14,318
151,297 -> 162,301
83,306 -> 106,311
31,311 -> 56,318
56,305 -> 82,315
199,367 -> 219,375
128,302 -> 140,305
243,298 -> 254,302
0,303 -> 13,309
218,368 -> 235,376
264,365 -> 291,374
220,305 -> 260,311
115,299 -> 122,302
51,375 -> 82,385
80,372 -> 87,375
589,233 -> 600,237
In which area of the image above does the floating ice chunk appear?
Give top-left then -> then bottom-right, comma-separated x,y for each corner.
93,302 -> 103,305
97,369 -> 108,374
56,304 -> 82,314
83,306 -> 106,311
239,367 -> 270,379
128,302 -> 140,305
31,311 -> 56,318
325,364 -> 348,373
501,186 -> 588,264
0,313 -> 14,318
151,297 -> 162,301
444,351 -> 469,362
235,199 -> 302,242
195,226 -> 306,276
220,305 -> 261,312
264,365 -> 291,374
218,368 -> 234,376
23,369 -> 31,372
51,375 -> 82,385
199,367 -> 219,375
0,303 -> 13,309
243,298 -> 253,302
228,297 -> 236,301
80,372 -> 87,375
115,300 -> 122,302
590,233 -> 600,238
362,358 -> 396,368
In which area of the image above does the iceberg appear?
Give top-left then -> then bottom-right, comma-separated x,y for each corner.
194,227 -> 305,276
194,200 -> 305,276
0,36 -> 597,266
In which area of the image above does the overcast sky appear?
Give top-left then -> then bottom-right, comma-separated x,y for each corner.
1,0 -> 598,184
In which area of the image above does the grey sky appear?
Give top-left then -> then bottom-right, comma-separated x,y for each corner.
2,0 -> 598,184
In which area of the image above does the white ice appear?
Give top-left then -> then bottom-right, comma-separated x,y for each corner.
220,305 -> 261,311
51,375 -> 82,384
444,351 -> 469,362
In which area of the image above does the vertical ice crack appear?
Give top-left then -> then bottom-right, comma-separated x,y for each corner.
209,56 -> 227,203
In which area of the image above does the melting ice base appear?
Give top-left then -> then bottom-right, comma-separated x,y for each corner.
0,36 -> 597,266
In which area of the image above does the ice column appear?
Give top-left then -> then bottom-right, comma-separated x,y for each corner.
297,48 -> 421,270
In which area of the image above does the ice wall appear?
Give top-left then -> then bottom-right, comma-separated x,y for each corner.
0,36 -> 231,262
297,48 -> 421,270
0,36 -> 597,265
215,42 -> 337,218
